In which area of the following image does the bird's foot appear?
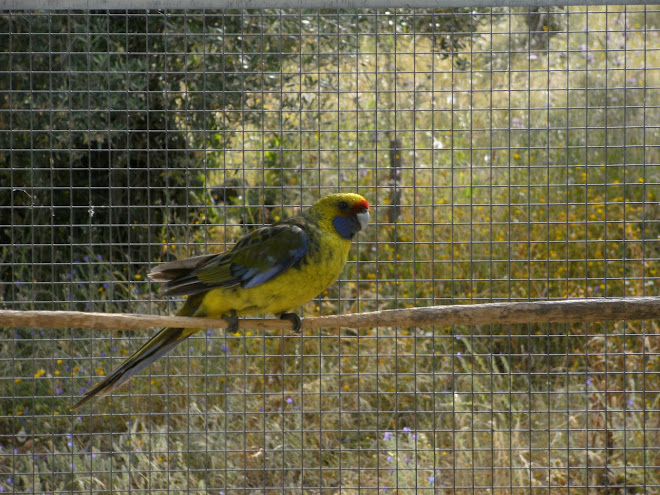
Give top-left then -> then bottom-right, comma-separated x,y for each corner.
223,310 -> 239,333
280,312 -> 302,333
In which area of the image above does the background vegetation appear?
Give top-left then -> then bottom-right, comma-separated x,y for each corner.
1,7 -> 659,494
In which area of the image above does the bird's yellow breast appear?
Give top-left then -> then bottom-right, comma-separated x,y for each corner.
196,231 -> 351,318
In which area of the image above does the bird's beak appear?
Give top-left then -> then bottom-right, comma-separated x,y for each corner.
356,209 -> 370,232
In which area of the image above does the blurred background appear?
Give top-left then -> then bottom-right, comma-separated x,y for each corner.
1,6 -> 658,493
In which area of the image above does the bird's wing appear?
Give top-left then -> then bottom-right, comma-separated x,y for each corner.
154,223 -> 309,296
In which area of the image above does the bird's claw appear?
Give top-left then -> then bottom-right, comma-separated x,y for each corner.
280,312 -> 302,333
223,310 -> 239,333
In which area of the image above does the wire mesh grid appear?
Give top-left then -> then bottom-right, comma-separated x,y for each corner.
1,6 -> 659,494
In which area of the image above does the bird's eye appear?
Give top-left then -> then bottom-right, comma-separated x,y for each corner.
338,201 -> 349,210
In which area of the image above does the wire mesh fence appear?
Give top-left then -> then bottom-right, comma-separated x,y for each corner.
1,5 -> 659,494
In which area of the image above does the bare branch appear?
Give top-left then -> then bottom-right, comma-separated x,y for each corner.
0,297 -> 657,333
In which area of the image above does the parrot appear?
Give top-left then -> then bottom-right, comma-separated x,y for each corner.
72,193 -> 370,409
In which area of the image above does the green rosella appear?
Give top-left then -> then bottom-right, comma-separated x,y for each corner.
72,193 -> 369,408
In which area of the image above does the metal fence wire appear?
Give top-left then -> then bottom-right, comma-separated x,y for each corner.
1,5 -> 659,494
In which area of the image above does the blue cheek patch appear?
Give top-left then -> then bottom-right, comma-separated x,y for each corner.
333,215 -> 361,240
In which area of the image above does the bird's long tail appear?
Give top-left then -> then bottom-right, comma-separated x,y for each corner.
72,325 -> 200,410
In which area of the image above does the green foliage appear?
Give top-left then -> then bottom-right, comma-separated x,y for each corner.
0,10 -> 484,302
0,13 -> 205,293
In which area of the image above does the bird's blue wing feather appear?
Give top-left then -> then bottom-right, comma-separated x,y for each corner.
158,223 -> 308,296
228,224 -> 308,288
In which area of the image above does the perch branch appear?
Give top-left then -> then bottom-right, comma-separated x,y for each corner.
0,297 -> 658,332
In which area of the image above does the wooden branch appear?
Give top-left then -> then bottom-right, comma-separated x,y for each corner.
0,310 -> 289,332
305,297 -> 660,330
0,297 -> 658,333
